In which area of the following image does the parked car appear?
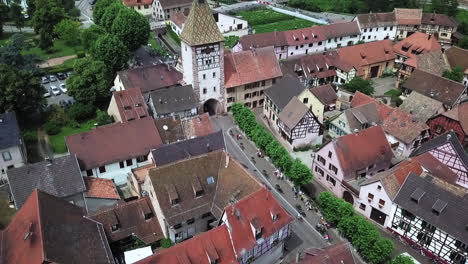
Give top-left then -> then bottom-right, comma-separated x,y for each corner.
57,72 -> 66,80
49,75 -> 57,82
59,83 -> 67,93
41,76 -> 49,84
51,85 -> 60,96
43,91 -> 51,98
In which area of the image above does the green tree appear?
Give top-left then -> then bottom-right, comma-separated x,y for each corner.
458,36 -> 468,49
93,0 -> 118,25
81,24 -> 106,51
343,77 -> 374,95
54,19 -> 82,45
100,2 -> 124,30
0,3 -> 8,37
91,34 -> 129,74
0,64 -> 45,116
390,255 -> 415,264
26,0 -> 35,18
318,192 -> 354,224
442,66 -> 464,82
96,109 -> 114,125
0,34 -> 40,74
288,159 -> 313,185
9,4 -> 25,32
111,7 -> 149,51
32,0 -> 65,50
67,57 -> 112,104
367,238 -> 394,264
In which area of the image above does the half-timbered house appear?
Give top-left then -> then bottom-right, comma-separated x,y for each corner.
277,96 -> 321,149
388,172 -> 468,264
427,102 -> 468,148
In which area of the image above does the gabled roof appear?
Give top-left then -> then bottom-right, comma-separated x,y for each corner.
382,108 -> 429,144
224,46 -> 282,88
318,21 -> 361,39
310,84 -> 338,106
224,188 -> 293,257
399,92 -> 443,123
0,189 -> 115,264
403,50 -> 450,76
158,0 -> 192,9
356,12 -> 396,28
402,69 -> 466,107
299,51 -> 354,79
344,103 -> 382,132
283,26 -> 327,46
89,197 -> 164,244
154,113 -> 214,144
121,0 -> 152,7
412,153 -> 459,185
295,242 -> 356,264
337,40 -> 395,76
151,130 -> 225,167
179,0 -> 224,46
84,177 -> 120,200
439,102 -> 468,134
278,96 -> 310,129
111,89 -> 149,122
393,32 -> 441,59
350,91 -> 394,120
264,76 -> 306,110
394,8 -> 422,25
239,31 -> 288,50
148,151 -> 261,226
445,46 -> 468,72
394,172 -> 468,245
149,84 -> 198,115
334,126 -> 393,178
421,13 -> 458,28
0,112 -> 21,150
66,118 -> 162,170
118,64 -> 183,93
135,225 -> 237,264
7,155 -> 86,209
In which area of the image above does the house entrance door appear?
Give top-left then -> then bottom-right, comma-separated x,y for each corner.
370,66 -> 380,78
370,207 -> 387,226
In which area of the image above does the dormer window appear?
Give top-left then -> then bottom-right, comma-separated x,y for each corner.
193,177 -> 204,198
124,105 -> 131,110
196,190 -> 204,197
135,103 -> 142,107
271,211 -> 278,222
171,198 -> 179,205
167,184 -> 179,206
144,212 -> 154,220
255,227 -> 263,240
111,223 -> 120,232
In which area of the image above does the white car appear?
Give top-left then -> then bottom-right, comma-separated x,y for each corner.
51,85 -> 60,96
49,75 -> 57,82
59,83 -> 67,93
43,91 -> 51,98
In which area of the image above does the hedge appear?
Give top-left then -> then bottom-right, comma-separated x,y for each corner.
230,103 -> 313,186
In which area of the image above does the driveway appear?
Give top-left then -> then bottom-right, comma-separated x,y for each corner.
372,76 -> 398,96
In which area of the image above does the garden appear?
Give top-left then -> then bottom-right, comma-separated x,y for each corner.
230,103 -> 313,186
234,8 -> 315,34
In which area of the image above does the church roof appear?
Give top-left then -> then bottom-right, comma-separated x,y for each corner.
179,0 -> 224,46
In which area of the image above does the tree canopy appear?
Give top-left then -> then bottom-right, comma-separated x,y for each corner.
111,7 -> 150,51
443,67 -> 464,83
81,25 -> 106,51
54,18 -> 82,45
100,2 -> 124,30
91,34 -> 130,74
93,0 -> 118,25
390,255 -> 415,264
0,34 -> 41,74
343,77 -> 375,95
32,0 -> 65,49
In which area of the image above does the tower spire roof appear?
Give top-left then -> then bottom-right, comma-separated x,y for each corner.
180,0 -> 224,46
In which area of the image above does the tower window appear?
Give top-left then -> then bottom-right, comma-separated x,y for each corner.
203,88 -> 207,94
203,74 -> 206,80
213,87 -> 216,92
213,72 -> 216,78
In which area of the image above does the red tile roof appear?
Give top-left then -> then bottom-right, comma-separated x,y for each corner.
395,8 -> 422,25
282,26 -> 327,46
66,118 -> 162,170
382,108 -> 429,144
421,13 -> 458,28
392,159 -> 423,185
84,177 -> 121,200
224,47 -> 282,88
135,225 -> 237,264
118,65 -> 183,94
317,21 -> 361,39
121,0 -> 152,7
224,188 -> 294,256
294,242 -> 355,264
412,153 -> 459,185
112,89 -> 149,122
90,197 -> 164,244
239,31 -> 288,49
131,164 -> 155,184
337,40 -> 395,76
440,102 -> 468,134
393,32 -> 441,60
300,51 -> 354,79
334,126 -> 393,178
351,92 -> 394,120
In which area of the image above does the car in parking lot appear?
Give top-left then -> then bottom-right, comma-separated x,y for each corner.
43,91 -> 51,97
57,72 -> 66,80
49,75 -> 57,82
51,85 -> 60,96
41,76 -> 49,84
59,83 -> 67,93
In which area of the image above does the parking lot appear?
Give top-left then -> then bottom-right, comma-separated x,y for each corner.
42,74 -> 75,106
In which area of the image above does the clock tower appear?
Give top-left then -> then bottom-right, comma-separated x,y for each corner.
180,0 -> 225,115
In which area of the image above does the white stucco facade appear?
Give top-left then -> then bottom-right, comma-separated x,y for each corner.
357,181 -> 393,227
358,26 -> 397,42
1,145 -> 26,180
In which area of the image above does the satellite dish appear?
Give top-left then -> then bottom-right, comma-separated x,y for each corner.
163,125 -> 168,131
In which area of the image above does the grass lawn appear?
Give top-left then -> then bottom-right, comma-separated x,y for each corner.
224,35 -> 239,49
148,31 -> 169,57
235,8 -> 315,33
253,19 -> 315,34
384,89 -> 402,97
0,32 -> 36,47
49,119 -> 97,153
24,39 -> 83,60
166,25 -> 181,46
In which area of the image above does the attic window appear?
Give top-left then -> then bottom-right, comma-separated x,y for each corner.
432,199 -> 447,216
410,188 -> 425,203
196,190 -> 204,197
124,105 -> 131,110
144,212 -> 154,220
167,184 -> 179,205
135,103 -> 142,107
271,211 -> 278,222
302,33 -> 308,40
293,35 -> 299,41
312,33 -> 317,38
111,223 -> 120,232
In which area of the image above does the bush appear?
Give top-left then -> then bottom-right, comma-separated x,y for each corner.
96,109 -> 114,126
66,103 -> 96,122
390,255 -> 415,264
77,51 -> 85,58
44,121 -> 62,135
160,238 -> 173,248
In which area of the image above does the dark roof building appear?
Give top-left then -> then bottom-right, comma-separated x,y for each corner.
7,155 -> 86,209
421,13 -> 458,28
0,112 -> 21,150
394,8 -> 422,25
344,103 -> 383,132
381,108 -> 429,145
318,21 -> 361,39
356,12 -> 396,28
148,85 -> 198,117
293,242 -> 356,264
278,96 -> 311,130
399,92 -> 444,123
116,65 -> 183,94
310,84 -> 338,106
445,46 -> 468,74
264,76 -> 306,110
154,113 -> 214,144
0,189 -> 115,264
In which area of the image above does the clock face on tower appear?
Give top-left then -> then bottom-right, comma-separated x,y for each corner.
195,44 -> 220,71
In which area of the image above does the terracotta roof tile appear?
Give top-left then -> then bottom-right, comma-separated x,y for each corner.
84,178 -> 121,200
337,40 -> 395,76
90,197 -> 164,244
350,92 -> 394,120
282,26 -> 327,46
382,108 -> 429,144
421,13 -> 458,28
300,51 -> 354,78
66,118 -> 162,170
356,12 -> 396,28
111,89 -> 149,122
132,164 -> 155,184
395,8 -> 422,25
224,188 -> 294,256
295,242 -> 355,264
318,21 -> 361,39
121,0 -> 152,7
118,65 -> 183,94
440,102 -> 468,134
393,32 -> 441,60
239,31 -> 288,49
154,113 -> 214,144
224,47 -> 282,88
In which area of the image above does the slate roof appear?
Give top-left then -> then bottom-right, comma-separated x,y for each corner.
147,151 -> 261,226
439,102 -> 468,134
264,76 -> 306,110
399,92 -> 443,123
90,197 -> 164,244
394,172 -> 468,245
334,126 -> 393,179
66,118 -> 162,170
337,40 -> 395,76
179,0 -> 224,46
278,96 -> 310,129
295,242 -> 356,264
356,12 -> 396,28
118,64 -> 183,94
151,130 -> 225,167
310,84 -> 338,106
0,189 -> 115,264
149,85 -> 198,115
344,103 -> 382,132
382,108 -> 429,145
421,13 -> 458,28
224,47 -> 282,88
158,0 -> 192,9
154,113 -> 214,144
6,155 -> 86,209
393,32 -> 441,60
445,46 -> 468,73
0,112 -> 21,150
403,50 -> 450,75
224,188 -> 294,257
402,69 -> 466,107
84,177 -> 120,200
135,225 -> 237,264
394,8 -> 422,25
